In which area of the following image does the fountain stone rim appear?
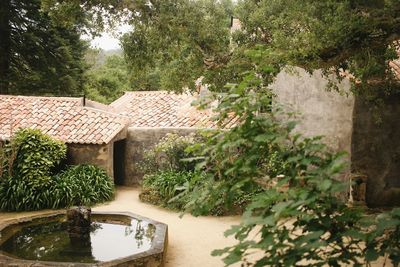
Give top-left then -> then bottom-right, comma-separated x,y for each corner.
0,210 -> 168,267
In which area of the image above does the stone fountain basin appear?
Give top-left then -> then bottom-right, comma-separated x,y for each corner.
0,211 -> 168,267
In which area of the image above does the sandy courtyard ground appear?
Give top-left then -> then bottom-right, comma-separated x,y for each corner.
0,187 -> 241,267
0,187 -> 393,267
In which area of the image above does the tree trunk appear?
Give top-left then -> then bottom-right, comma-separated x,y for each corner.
0,0 -> 11,94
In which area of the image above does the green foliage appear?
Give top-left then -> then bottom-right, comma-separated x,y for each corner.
366,207 -> 400,265
0,129 -> 114,211
138,133 -> 207,212
0,164 -> 114,211
50,165 -> 115,208
139,132 -> 263,216
0,177 -> 51,211
186,85 -> 400,265
41,0 -> 127,35
140,170 -> 258,216
84,54 -> 129,104
232,0 -> 400,103
3,128 -> 66,188
140,170 -> 202,211
0,0 -> 88,95
121,0 -> 233,91
138,133 -> 201,175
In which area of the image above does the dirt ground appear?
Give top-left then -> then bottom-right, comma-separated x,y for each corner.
0,187 -> 241,267
0,187 -> 392,267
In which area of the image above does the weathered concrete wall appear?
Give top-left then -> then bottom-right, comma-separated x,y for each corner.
352,95 -> 400,207
67,143 -> 114,179
66,127 -> 127,183
123,127 -> 198,185
271,67 -> 354,154
271,68 -> 400,207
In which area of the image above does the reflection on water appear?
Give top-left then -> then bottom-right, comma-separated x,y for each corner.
0,218 -> 156,263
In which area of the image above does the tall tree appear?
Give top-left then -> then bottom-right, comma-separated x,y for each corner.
0,0 -> 11,94
121,0 -> 234,91
84,53 -> 129,104
0,0 -> 130,96
0,0 -> 88,95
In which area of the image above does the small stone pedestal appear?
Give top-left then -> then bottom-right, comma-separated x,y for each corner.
66,206 -> 92,247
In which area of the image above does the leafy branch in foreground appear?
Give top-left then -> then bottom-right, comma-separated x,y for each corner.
185,85 -> 400,266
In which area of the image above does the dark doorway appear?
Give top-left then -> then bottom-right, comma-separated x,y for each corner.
113,139 -> 126,185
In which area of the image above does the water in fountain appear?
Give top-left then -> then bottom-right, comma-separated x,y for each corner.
0,208 -> 156,263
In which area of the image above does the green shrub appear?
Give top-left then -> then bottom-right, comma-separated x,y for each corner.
138,131 -> 265,216
3,128 -> 66,188
138,133 -> 202,174
140,170 -> 200,210
0,165 -> 114,211
0,178 -> 51,211
50,165 -> 115,208
140,170 -> 261,216
0,128 -> 114,211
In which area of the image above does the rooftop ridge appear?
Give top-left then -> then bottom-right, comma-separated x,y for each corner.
0,95 -> 129,144
0,94 -> 82,102
109,90 -> 218,128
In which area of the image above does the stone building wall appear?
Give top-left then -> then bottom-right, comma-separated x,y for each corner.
123,127 -> 198,185
271,67 -> 354,154
66,127 -> 127,182
67,143 -> 114,178
270,68 -> 400,207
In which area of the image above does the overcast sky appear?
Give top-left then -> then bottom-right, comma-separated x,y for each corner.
89,24 -> 131,50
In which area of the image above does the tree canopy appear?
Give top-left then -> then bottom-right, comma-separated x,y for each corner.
84,51 -> 129,104
121,0 -> 234,91
118,0 -> 400,97
0,0 -> 128,96
234,0 -> 400,98
0,0 -> 88,95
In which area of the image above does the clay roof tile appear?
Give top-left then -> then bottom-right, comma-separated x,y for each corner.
110,91 -> 221,128
0,95 -> 129,144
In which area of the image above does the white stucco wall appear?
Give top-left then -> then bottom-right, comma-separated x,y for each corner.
271,67 -> 354,154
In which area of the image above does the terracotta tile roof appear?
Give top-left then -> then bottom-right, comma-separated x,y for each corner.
111,91 -> 232,128
0,95 -> 129,144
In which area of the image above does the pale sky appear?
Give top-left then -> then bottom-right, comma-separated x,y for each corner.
89,24 -> 131,50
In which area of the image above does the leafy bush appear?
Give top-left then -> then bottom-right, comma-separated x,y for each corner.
138,133 -> 201,174
0,165 -> 114,211
2,128 -> 66,188
50,165 -> 115,208
140,170 -> 202,211
139,131 -> 264,216
0,129 -> 114,211
0,178 -> 50,211
140,169 -> 262,216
